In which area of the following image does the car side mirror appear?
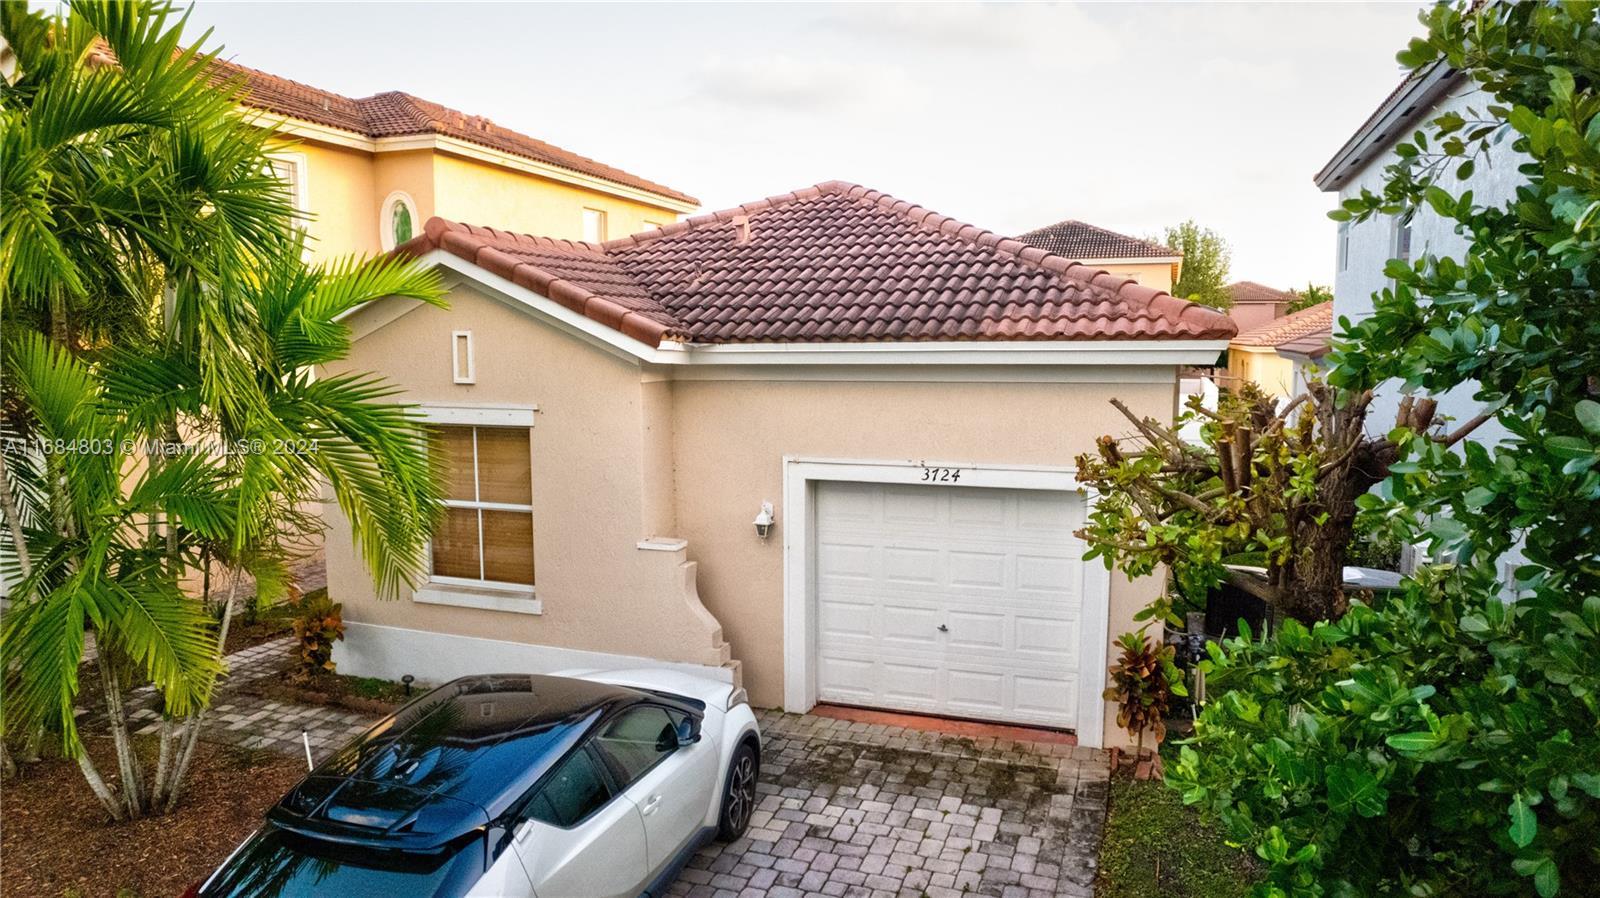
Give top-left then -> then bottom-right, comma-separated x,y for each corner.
675,717 -> 701,747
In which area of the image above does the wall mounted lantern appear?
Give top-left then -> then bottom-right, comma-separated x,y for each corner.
753,501 -> 775,540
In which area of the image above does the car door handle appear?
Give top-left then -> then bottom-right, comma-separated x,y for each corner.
640,795 -> 662,816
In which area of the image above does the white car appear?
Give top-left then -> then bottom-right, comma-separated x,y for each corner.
189,670 -> 761,898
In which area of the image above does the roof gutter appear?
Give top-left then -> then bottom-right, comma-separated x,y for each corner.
1313,62 -> 1464,192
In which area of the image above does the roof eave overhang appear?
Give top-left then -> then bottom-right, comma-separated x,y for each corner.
1313,63 -> 1465,192
362,249 -> 1229,369
246,111 -> 699,213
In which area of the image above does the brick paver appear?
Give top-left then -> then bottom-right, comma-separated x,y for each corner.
670,711 -> 1110,898
86,636 -> 378,760
92,637 -> 1111,896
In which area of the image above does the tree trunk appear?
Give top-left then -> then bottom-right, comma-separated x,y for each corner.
0,450 -> 33,581
96,649 -> 146,818
75,748 -> 126,822
160,566 -> 241,813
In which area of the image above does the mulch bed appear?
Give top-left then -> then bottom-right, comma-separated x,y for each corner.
2,736 -> 306,898
236,669 -> 408,716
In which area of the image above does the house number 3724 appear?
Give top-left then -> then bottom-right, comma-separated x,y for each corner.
920,466 -> 962,482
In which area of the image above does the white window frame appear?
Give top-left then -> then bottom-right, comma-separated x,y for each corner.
581,207 -> 608,243
1337,221 -> 1351,272
381,190 -> 422,252
779,456 -> 1111,747
1391,212 -> 1414,265
414,405 -> 540,614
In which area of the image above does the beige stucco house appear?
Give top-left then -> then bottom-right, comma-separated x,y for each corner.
324,181 -> 1235,748
1226,301 -> 1332,399
1016,220 -> 1183,293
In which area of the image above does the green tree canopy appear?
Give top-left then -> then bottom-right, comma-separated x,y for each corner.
1166,3 -> 1600,895
0,0 -> 445,818
1160,220 -> 1232,308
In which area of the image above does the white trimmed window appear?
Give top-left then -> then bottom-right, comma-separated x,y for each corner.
1337,221 -> 1351,271
381,191 -> 421,251
429,425 -> 535,591
582,207 -> 608,243
267,152 -> 309,229
1392,213 -> 1414,265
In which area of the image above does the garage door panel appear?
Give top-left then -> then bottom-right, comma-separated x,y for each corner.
815,481 -> 1085,729
948,550 -> 1007,588
883,546 -> 940,583
1015,675 -> 1078,719
948,491 -> 1007,527
882,605 -> 942,644
1015,616 -> 1076,654
947,610 -> 1006,650
883,489 -> 940,524
817,541 -> 875,579
947,669 -> 1006,711
819,600 -> 875,637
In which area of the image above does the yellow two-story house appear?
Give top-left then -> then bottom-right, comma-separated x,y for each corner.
211,58 -> 698,260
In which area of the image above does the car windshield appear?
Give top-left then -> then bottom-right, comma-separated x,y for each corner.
198,824 -> 487,898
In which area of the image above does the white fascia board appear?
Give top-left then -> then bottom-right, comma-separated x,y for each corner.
247,112 -> 377,152
374,134 -> 699,214
657,340 -> 1231,368
388,250 -> 1229,369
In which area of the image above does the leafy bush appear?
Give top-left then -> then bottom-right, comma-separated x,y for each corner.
1167,3 -> 1600,895
289,590 -> 345,681
1104,629 -> 1186,754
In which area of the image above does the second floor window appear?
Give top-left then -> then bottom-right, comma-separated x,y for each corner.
430,425 -> 535,589
1392,213 -> 1414,265
381,191 -> 421,252
1337,221 -> 1351,271
582,208 -> 608,243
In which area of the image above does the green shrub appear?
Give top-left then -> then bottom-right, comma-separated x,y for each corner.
289,590 -> 344,681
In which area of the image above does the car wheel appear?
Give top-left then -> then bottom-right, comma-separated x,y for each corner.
717,742 -> 758,841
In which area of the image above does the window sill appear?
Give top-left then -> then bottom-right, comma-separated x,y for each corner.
414,583 -> 542,615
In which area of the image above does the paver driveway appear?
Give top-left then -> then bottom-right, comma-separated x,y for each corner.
99,636 -> 1110,898
670,711 -> 1109,898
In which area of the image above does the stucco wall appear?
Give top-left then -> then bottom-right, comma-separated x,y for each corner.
1227,346 -> 1296,399
667,376 -> 1176,747
325,280 -> 1184,747
1098,261 -> 1175,293
431,154 -> 679,242
324,284 -> 728,670
280,140 -> 379,259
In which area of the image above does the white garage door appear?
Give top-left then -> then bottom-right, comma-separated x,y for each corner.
814,480 -> 1087,729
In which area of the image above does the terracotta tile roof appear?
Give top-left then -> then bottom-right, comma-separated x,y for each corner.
1275,327 -> 1333,360
401,181 -> 1237,347
1015,220 -> 1178,261
1230,301 -> 1332,348
1226,281 -> 1297,305
206,57 -> 698,207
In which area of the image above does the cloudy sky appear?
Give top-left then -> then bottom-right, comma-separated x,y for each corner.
182,2 -> 1428,288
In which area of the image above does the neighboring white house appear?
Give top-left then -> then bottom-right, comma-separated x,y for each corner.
1315,62 -> 1526,580
1314,63 -> 1521,444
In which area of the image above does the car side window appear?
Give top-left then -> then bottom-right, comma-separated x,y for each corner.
525,747 -> 612,828
592,706 -> 682,789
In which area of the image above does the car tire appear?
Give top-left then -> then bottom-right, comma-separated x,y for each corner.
716,742 -> 758,841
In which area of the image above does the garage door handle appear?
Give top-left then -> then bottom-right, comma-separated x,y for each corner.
937,624 -> 949,632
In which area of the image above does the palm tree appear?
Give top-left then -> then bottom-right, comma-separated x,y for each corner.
0,0 -> 445,817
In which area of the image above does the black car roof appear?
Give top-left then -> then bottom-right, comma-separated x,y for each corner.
267,674 -> 646,849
